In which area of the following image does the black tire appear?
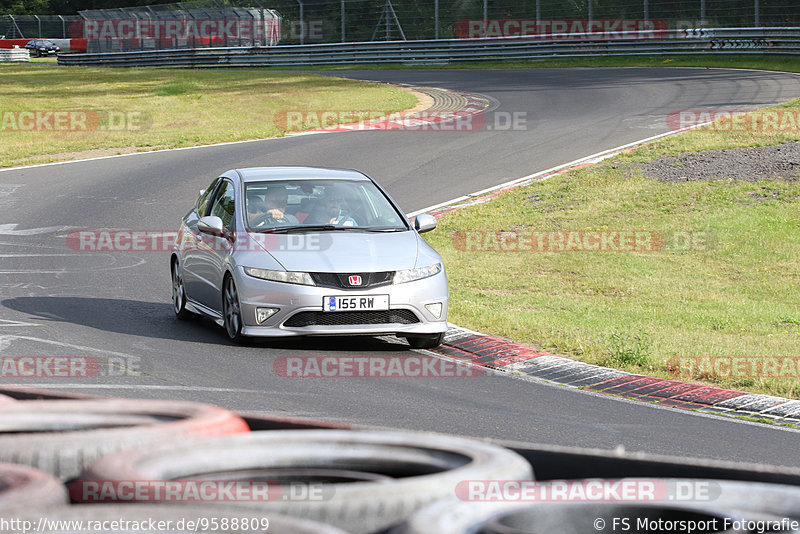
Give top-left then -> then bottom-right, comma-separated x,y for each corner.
621,478 -> 800,521
404,332 -> 445,349
0,505 -> 348,534
171,258 -> 195,320
223,275 -> 246,343
0,462 -> 68,509
0,399 -> 249,481
79,429 -> 533,534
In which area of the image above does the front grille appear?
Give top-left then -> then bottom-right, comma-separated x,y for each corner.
310,272 -> 394,289
284,310 -> 419,327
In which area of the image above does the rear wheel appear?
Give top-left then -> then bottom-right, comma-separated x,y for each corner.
223,276 -> 245,343
405,332 -> 445,349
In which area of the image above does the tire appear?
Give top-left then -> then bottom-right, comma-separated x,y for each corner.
223,275 -> 245,343
79,429 -> 533,534
622,478 -> 800,521
171,258 -> 195,320
0,399 -> 249,481
404,332 -> 445,349
0,505 -> 349,534
396,499 -> 748,534
0,462 -> 68,509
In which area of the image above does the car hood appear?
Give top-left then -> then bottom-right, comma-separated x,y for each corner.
256,230 -> 422,272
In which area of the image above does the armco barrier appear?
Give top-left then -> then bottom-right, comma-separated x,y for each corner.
0,47 -> 30,62
57,27 -> 800,67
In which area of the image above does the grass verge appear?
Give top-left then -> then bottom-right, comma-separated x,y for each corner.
0,63 -> 416,168
424,96 -> 800,399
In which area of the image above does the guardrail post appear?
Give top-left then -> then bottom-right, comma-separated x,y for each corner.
643,0 -> 649,21
341,0 -> 345,42
700,0 -> 706,26
34,15 -> 41,37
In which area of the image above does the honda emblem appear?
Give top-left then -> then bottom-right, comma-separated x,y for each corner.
349,275 -> 362,286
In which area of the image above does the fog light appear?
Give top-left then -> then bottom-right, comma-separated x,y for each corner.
256,307 -> 279,324
424,302 -> 443,319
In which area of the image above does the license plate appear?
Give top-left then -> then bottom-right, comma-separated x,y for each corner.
323,295 -> 389,312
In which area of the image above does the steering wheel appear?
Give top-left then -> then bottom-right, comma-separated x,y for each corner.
251,213 -> 279,228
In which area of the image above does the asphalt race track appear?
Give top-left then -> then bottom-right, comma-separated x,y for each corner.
2,68 -> 800,466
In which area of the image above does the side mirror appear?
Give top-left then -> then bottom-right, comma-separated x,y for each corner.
197,215 -> 224,237
414,213 -> 438,234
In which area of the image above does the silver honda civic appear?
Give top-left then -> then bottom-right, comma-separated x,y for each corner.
170,167 -> 448,348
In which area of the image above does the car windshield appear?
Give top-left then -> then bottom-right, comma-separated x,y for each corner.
244,179 -> 409,232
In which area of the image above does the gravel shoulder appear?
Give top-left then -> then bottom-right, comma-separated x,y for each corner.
635,141 -> 800,182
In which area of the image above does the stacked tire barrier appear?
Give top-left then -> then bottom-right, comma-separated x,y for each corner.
1,392 -> 800,533
0,48 -> 29,62
0,399 -> 250,480
57,27 -> 800,67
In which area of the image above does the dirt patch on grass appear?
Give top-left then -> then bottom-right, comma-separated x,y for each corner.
636,142 -> 800,182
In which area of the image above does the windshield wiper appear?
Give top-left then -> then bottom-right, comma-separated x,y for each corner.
362,227 -> 407,232
253,225 -> 407,234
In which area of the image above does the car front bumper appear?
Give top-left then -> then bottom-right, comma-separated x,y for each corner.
234,267 -> 448,337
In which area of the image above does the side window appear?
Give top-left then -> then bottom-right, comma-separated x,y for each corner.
209,181 -> 236,231
197,178 -> 221,216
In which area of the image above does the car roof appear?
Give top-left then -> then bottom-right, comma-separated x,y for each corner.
234,166 -> 371,184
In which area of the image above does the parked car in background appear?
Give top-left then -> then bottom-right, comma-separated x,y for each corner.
24,40 -> 60,57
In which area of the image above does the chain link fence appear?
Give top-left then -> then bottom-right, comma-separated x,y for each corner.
264,0 -> 800,44
4,0 -> 799,47
1,15 -> 79,39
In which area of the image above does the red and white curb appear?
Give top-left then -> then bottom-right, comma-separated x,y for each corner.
430,325 -> 800,426
303,85 -> 492,133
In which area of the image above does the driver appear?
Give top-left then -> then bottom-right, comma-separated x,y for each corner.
249,186 -> 299,227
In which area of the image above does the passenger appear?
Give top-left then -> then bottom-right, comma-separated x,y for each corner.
307,186 -> 357,226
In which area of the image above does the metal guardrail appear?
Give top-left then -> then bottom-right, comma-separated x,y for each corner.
57,27 -> 800,67
0,47 -> 29,62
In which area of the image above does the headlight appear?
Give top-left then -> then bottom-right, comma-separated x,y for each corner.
243,267 -> 315,286
393,263 -> 442,284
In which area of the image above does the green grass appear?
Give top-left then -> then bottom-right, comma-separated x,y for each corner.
424,95 -> 800,399
0,63 -> 416,168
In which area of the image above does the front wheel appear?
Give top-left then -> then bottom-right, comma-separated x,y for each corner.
222,276 -> 245,343
404,332 -> 445,349
171,260 -> 194,320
